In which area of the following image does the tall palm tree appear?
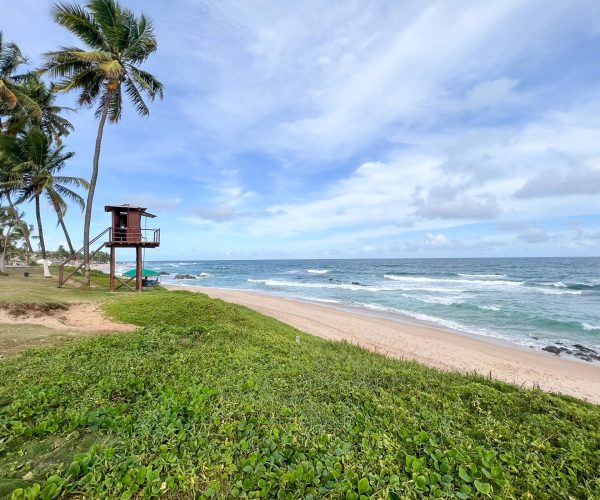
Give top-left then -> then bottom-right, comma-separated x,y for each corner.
0,32 -> 42,128
4,76 -> 74,142
41,0 -> 164,285
0,163 -> 34,257
0,128 -> 88,276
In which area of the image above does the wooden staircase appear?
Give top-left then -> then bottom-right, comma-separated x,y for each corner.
58,227 -> 110,287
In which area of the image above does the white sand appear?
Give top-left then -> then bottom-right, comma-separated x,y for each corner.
166,285 -> 600,404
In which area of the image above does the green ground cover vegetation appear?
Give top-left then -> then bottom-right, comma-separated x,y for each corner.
0,285 -> 599,498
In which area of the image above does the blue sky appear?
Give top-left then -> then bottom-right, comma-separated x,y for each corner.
4,0 -> 600,259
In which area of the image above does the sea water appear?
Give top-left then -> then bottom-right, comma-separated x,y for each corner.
132,258 -> 600,358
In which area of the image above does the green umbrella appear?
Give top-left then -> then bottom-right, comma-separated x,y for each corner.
122,268 -> 161,277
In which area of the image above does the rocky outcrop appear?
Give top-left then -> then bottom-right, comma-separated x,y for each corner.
542,344 -> 600,362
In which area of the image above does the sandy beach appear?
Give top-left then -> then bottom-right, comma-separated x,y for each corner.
166,284 -> 600,404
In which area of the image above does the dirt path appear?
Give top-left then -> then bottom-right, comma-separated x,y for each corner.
0,303 -> 136,359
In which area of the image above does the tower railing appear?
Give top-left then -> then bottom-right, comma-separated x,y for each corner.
108,228 -> 160,245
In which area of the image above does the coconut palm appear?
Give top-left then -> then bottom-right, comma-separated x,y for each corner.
0,32 -> 42,128
41,0 -> 164,285
0,162 -> 34,257
4,75 -> 74,142
0,128 -> 88,276
0,205 -> 28,271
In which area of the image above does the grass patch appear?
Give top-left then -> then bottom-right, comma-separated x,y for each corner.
0,288 -> 599,498
0,266 -> 112,304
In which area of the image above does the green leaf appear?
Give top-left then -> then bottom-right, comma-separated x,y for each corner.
458,467 -> 471,483
357,477 -> 370,494
474,480 -> 492,494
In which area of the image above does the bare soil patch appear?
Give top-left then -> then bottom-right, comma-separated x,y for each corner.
0,302 -> 136,359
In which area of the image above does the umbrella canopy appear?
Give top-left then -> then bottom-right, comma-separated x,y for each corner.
122,268 -> 161,277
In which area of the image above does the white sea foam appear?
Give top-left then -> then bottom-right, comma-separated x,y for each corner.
383,274 -> 524,287
548,281 -> 567,288
538,288 -> 581,295
307,269 -> 330,274
478,305 -> 501,311
197,272 -> 211,278
411,294 -> 467,306
356,303 -> 500,339
582,323 -> 600,331
247,278 -> 393,292
458,273 -> 508,278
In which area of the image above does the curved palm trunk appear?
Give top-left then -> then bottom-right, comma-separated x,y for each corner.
59,216 -> 75,255
52,200 -> 75,255
35,193 -> 51,277
0,226 -> 12,273
6,192 -> 33,256
83,95 -> 111,286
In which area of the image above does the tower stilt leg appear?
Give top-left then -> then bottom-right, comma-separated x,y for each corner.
109,246 -> 116,291
136,245 -> 143,291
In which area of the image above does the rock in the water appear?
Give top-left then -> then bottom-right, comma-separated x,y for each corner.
174,274 -> 195,280
160,271 -> 170,275
573,344 -> 598,354
542,345 -> 563,355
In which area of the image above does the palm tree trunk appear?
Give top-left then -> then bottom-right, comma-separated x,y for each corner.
6,192 -> 33,255
35,193 -> 50,277
59,215 -> 75,255
0,226 -> 12,273
83,94 -> 111,286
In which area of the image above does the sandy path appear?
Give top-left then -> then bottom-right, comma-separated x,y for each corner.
166,285 -> 600,404
0,303 -> 136,359
0,303 -> 136,332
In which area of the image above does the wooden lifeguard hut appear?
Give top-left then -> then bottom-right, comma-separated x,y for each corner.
105,204 -> 160,291
58,204 -> 160,291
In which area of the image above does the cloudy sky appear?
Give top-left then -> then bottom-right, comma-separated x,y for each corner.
4,0 -> 600,259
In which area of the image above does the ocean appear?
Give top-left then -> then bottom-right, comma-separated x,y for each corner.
125,257 -> 600,360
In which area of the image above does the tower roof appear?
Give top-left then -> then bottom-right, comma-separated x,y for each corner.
104,204 -> 156,218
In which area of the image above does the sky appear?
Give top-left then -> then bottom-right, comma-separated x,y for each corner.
3,0 -> 600,260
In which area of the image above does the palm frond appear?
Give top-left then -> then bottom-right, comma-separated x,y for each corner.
52,183 -> 86,211
88,0 -> 123,50
106,85 -> 122,122
124,77 -> 148,116
52,2 -> 107,50
127,65 -> 163,100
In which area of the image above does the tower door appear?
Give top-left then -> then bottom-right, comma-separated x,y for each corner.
118,211 -> 128,241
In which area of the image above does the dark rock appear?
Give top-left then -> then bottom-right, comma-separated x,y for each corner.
174,274 -> 196,280
160,271 -> 170,275
573,344 -> 598,355
542,345 -> 564,355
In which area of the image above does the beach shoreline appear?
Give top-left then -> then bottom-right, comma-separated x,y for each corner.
165,284 -> 600,404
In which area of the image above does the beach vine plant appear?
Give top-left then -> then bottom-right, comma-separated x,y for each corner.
41,0 -> 164,286
1,289 -> 598,498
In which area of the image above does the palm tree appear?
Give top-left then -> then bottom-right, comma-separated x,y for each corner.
0,164 -> 34,257
0,128 -> 88,276
4,76 -> 74,142
0,205 -> 28,271
0,32 -> 42,128
41,0 -> 164,285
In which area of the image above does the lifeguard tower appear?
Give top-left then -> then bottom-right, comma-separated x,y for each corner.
105,204 -> 160,291
58,204 -> 160,291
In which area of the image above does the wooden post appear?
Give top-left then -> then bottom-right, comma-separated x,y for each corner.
109,245 -> 116,291
136,245 -> 142,291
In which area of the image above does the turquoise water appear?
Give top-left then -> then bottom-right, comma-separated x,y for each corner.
135,258 -> 600,358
